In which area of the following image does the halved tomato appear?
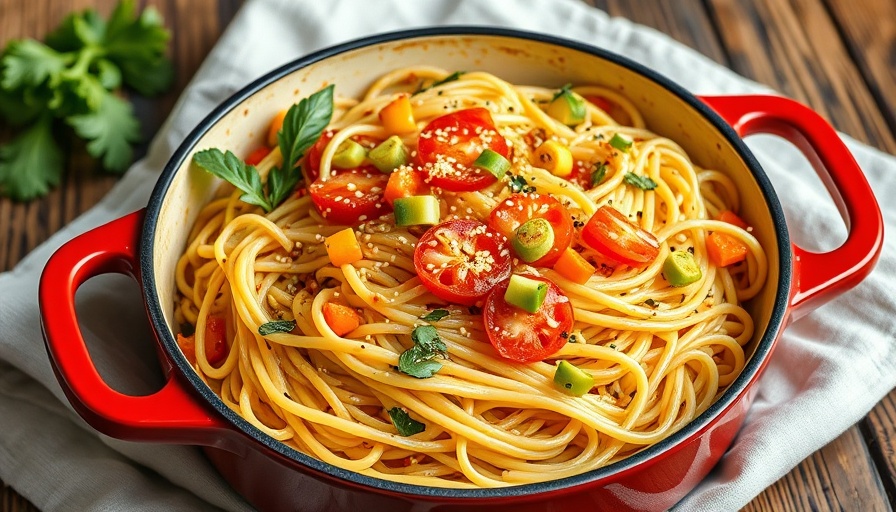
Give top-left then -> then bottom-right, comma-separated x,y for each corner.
177,314 -> 228,366
413,219 -> 512,306
483,275 -> 574,363
416,108 -> 510,192
581,205 -> 659,268
488,193 -> 574,267
309,169 -> 390,225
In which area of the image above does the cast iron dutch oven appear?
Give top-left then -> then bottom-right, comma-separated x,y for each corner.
39,28 -> 883,511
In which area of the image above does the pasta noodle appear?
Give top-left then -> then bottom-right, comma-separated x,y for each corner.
174,67 -> 767,488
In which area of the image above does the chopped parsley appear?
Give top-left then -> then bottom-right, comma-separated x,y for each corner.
623,172 -> 657,190
397,325 -> 447,378
414,71 -> 464,96
258,320 -> 296,335
387,407 -> 425,436
421,309 -> 449,322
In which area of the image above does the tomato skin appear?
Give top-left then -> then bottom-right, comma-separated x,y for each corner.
177,315 -> 228,366
416,108 -> 509,192
305,130 -> 380,182
581,205 -> 660,268
483,275 -> 574,363
413,219 -> 512,306
309,169 -> 390,225
488,193 -> 574,267
245,146 -> 272,166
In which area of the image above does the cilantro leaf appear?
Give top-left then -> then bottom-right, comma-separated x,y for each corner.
279,85 -> 334,171
421,309 -> 449,322
387,407 -> 425,436
623,172 -> 657,191
67,93 -> 140,171
414,71 -> 464,95
102,0 -> 172,95
0,116 -> 63,200
193,149 -> 271,211
258,320 -> 297,336
0,40 -> 67,90
397,325 -> 447,379
45,9 -> 105,51
590,162 -> 607,187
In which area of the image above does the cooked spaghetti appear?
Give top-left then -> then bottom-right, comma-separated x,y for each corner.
174,67 -> 766,488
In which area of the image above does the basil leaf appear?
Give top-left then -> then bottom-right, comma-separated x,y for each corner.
609,133 -> 633,151
258,319 -> 296,335
411,325 -> 447,353
387,407 -> 425,436
421,309 -> 449,322
590,163 -> 607,187
266,163 -> 303,211
193,148 -> 271,211
278,84 -> 334,172
414,71 -> 464,95
623,172 -> 657,191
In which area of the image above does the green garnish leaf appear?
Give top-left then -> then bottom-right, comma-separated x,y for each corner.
590,163 -> 607,187
0,0 -> 173,201
397,325 -> 447,378
421,309 -> 450,322
67,93 -> 140,171
193,149 -> 271,211
387,407 -> 425,436
279,84 -> 334,172
414,71 -> 464,95
609,133 -> 633,151
551,83 -> 574,102
0,115 -> 63,200
508,174 -> 535,194
258,319 -> 297,336
623,172 -> 657,190
266,159 -> 304,211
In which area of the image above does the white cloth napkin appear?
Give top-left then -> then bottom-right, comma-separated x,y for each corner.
2,0 -> 894,510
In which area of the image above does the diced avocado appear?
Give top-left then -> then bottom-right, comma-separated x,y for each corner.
663,250 -> 702,287
504,274 -> 549,313
547,86 -> 586,126
553,360 -> 594,397
331,139 -> 367,169
609,133 -> 633,151
368,135 -> 409,173
394,195 -> 441,226
512,218 -> 554,263
473,148 -> 511,179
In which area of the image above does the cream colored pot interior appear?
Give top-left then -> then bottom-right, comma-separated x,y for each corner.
152,33 -> 781,365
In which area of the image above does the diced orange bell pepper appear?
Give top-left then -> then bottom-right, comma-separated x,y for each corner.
553,248 -> 596,284
706,232 -> 748,267
322,302 -> 362,336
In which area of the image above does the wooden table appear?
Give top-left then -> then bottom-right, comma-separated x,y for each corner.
1,0 -> 894,510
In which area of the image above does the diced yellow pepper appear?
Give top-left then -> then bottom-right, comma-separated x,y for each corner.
379,95 -> 416,135
534,140 -> 573,177
325,228 -> 363,267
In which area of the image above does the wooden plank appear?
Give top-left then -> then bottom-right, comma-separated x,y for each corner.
823,0 -> 896,138
863,388 -> 896,503
705,0 -> 896,153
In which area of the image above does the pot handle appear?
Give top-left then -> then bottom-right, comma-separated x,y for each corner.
39,209 -> 230,445
700,95 -> 883,317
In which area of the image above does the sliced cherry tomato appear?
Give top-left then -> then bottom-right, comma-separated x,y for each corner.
413,219 -> 512,306
177,315 -> 228,366
245,146 -> 272,166
416,108 -> 509,192
483,275 -> 574,363
309,169 -> 390,225
581,205 -> 659,268
304,130 -> 381,182
488,193 -> 574,267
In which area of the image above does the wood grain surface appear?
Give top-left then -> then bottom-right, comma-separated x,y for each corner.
1,0 -> 894,510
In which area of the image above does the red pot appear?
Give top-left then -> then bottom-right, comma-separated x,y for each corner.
38,28 -> 883,511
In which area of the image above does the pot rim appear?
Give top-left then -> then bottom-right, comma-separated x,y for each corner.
141,26 -> 792,499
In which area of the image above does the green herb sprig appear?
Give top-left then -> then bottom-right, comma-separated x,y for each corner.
0,0 -> 173,200
192,85 -> 334,212
387,407 -> 425,436
397,325 -> 447,378
623,172 -> 657,191
258,320 -> 296,336
413,71 -> 464,96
